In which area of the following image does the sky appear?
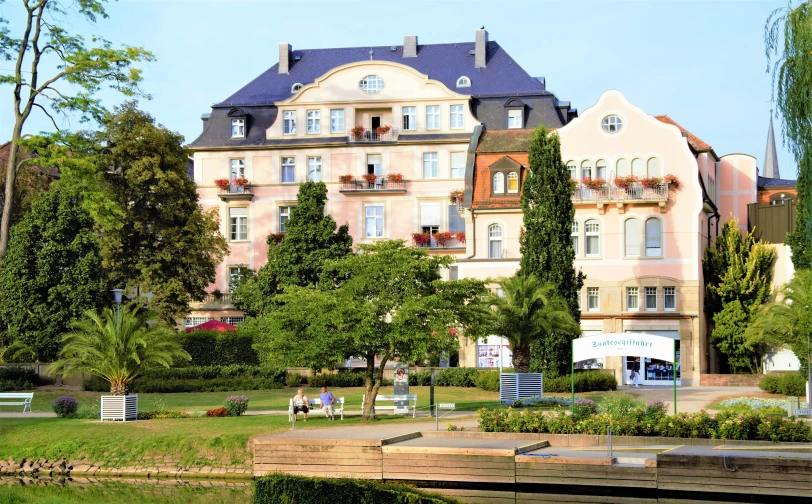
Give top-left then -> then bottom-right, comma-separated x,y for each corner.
0,0 -> 797,179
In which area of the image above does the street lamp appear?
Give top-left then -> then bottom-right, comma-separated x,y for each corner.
111,288 -> 124,325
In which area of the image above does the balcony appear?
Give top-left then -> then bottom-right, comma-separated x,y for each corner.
572,182 -> 669,213
217,184 -> 253,201
347,127 -> 399,143
412,231 -> 466,251
190,292 -> 236,310
338,177 -> 406,194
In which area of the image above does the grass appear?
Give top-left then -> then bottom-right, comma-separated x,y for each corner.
0,480 -> 252,504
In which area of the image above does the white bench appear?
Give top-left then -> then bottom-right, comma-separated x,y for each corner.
362,394 -> 417,418
288,397 -> 344,422
0,392 -> 33,413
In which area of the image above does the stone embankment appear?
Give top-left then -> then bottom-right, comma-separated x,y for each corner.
0,457 -> 253,480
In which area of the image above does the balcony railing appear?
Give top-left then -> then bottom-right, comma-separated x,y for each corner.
202,293 -> 233,304
338,177 -> 406,193
217,184 -> 253,201
572,183 -> 668,203
347,127 -> 399,143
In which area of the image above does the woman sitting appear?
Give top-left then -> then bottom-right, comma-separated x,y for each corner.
292,389 -> 309,421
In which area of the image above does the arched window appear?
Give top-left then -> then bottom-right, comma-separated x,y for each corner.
624,218 -> 641,257
616,158 -> 628,177
492,172 -> 504,194
645,218 -> 662,256
596,159 -> 607,180
585,220 -> 600,257
291,83 -> 303,93
456,76 -> 471,88
631,158 -> 644,177
647,157 -> 661,178
507,172 -> 519,193
571,221 -> 579,256
567,161 -> 577,180
581,160 -> 593,179
488,224 -> 503,259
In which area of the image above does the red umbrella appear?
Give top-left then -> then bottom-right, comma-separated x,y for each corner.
185,319 -> 237,333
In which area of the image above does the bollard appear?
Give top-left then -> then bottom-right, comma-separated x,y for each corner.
787,396 -> 799,417
607,426 -> 613,459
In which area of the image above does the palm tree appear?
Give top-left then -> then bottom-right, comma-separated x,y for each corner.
488,274 -> 580,373
48,306 -> 189,395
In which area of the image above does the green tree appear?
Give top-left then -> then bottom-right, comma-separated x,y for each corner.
487,274 -> 580,373
248,241 -> 490,420
235,181 -> 352,316
704,218 -> 776,373
0,183 -> 109,360
0,0 -> 154,257
518,124 -> 584,375
766,3 -> 812,269
747,269 -> 812,375
47,306 -> 189,395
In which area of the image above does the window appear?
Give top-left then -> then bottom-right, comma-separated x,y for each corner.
492,172 -> 504,193
456,76 -> 471,88
291,83 -> 303,93
587,287 -> 600,312
450,152 -> 466,179
221,316 -> 245,325
596,159 -> 607,180
616,158 -> 628,177
365,204 -> 384,238
449,265 -> 459,280
230,159 -> 245,180
663,287 -> 676,311
281,157 -> 295,183
359,75 -> 385,94
228,266 -> 243,292
571,221 -> 579,256
601,115 -> 623,133
645,218 -> 662,256
645,287 -> 657,311
185,317 -> 212,329
631,158 -> 643,177
647,157 -> 661,178
426,106 -> 440,130
488,224 -> 503,259
229,207 -> 247,241
306,110 -> 320,134
307,156 -> 322,181
423,152 -> 438,179
283,111 -> 296,135
585,220 -> 600,257
508,109 -> 522,129
402,106 -> 416,131
581,160 -> 592,179
367,154 -> 381,177
450,105 -> 464,129
624,219 -> 641,257
449,204 -> 465,232
567,161 -> 577,180
626,287 -> 639,311
279,206 -> 292,232
330,109 -> 344,133
507,172 -> 519,193
420,202 -> 441,237
231,119 -> 245,138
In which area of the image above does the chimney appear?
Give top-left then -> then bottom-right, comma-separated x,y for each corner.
475,27 -> 488,68
403,35 -> 417,58
279,43 -> 292,74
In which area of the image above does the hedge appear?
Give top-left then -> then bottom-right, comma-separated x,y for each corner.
759,373 -> 808,396
0,366 -> 37,391
83,365 -> 285,393
410,368 -> 616,393
177,330 -> 259,366
254,474 -> 459,504
543,371 -> 617,393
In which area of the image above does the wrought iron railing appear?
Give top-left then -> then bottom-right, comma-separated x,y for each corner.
202,293 -> 234,304
339,177 -> 406,191
347,127 -> 399,143
572,183 -> 668,202
218,184 -> 252,195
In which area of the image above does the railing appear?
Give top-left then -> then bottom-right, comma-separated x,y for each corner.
347,127 -> 399,143
202,293 -> 234,304
339,177 -> 406,191
219,184 -> 252,195
572,183 -> 668,203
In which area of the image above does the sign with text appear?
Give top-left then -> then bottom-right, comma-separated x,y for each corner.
793,409 -> 812,416
393,363 -> 409,411
573,333 -> 675,363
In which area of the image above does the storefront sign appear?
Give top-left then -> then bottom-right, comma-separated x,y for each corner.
573,332 -> 675,363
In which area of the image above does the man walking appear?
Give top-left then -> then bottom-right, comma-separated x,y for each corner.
320,386 -> 336,421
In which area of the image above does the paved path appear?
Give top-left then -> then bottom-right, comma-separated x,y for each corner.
614,385 -> 762,413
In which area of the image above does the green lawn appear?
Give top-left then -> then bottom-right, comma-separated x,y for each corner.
0,480 -> 251,504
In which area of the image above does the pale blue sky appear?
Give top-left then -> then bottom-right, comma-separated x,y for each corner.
0,0 -> 796,178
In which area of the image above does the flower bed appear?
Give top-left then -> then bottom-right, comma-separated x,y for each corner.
720,396 -> 809,410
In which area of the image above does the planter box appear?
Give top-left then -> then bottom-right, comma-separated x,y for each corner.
499,373 -> 543,404
101,395 -> 138,422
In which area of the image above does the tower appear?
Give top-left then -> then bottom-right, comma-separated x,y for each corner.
763,114 -> 780,179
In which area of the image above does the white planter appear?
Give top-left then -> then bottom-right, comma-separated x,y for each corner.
500,373 -> 543,404
100,395 -> 138,422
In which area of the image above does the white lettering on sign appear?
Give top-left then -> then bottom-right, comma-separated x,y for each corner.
573,333 -> 675,363
793,409 -> 812,416
437,403 -> 455,409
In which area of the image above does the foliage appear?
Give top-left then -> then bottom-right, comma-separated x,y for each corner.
286,372 -> 305,387
433,231 -> 453,247
82,364 -> 286,393
412,232 -> 431,247
759,372 -> 808,396
205,407 -> 228,417
0,366 -> 37,391
720,396 -> 808,410
235,181 -> 353,316
598,393 -> 645,418
703,218 -> 775,373
48,305 -> 190,395
449,189 -> 464,203
138,409 -> 190,420
51,396 -> 78,418
0,341 -> 35,363
177,330 -> 259,366
580,177 -> 606,190
640,176 -> 663,189
338,174 -> 353,184
307,372 -> 368,388
539,371 -> 618,393
613,175 -> 638,189
224,395 -> 249,416
0,183 -> 109,361
486,274 -> 579,373
512,396 -> 573,408
387,173 -> 404,183
519,125 -> 585,375
434,367 -> 481,387
253,474 -> 460,504
664,174 -> 681,189
474,370 -> 501,391
361,173 -> 377,185
0,0 -> 154,257
0,144 -> 54,228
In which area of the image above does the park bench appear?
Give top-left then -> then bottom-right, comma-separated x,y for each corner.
0,392 -> 33,413
288,397 -> 345,422
361,394 -> 417,418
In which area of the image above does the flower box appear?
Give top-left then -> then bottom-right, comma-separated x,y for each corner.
664,174 -> 680,190
387,173 -> 404,183
232,176 -> 250,187
376,125 -> 391,135
449,190 -> 464,204
434,231 -> 453,247
412,232 -> 431,247
350,125 -> 365,138
361,173 -> 378,185
455,231 -> 466,244
640,176 -> 663,189
101,394 -> 138,422
338,174 -> 354,184
581,177 -> 606,190
214,178 -> 230,190
613,175 -> 639,190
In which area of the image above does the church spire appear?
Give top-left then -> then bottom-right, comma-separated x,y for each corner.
763,113 -> 780,179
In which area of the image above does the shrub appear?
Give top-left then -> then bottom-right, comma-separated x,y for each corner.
572,398 -> 599,421
475,370 -> 500,391
254,474 -> 459,504
512,396 -> 572,408
138,409 -> 190,420
83,365 -> 285,393
224,395 -> 249,416
599,393 -> 645,419
410,370 -> 432,386
0,366 -> 37,391
307,372 -> 366,388
435,367 -> 479,387
544,371 -> 617,393
51,396 -> 78,418
74,399 -> 100,419
206,407 -> 229,417
286,372 -> 305,387
759,373 -> 807,396
178,331 -> 259,366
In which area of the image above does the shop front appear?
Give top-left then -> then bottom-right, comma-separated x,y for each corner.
476,336 -> 513,369
622,330 -> 681,386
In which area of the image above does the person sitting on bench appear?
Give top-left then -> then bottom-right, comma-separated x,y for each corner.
292,389 -> 309,421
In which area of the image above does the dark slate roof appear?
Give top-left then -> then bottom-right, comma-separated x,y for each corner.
215,41 -> 548,107
757,175 -> 796,187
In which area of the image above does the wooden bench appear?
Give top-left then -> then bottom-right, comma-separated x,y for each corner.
362,394 -> 417,418
288,397 -> 344,422
0,392 -> 33,413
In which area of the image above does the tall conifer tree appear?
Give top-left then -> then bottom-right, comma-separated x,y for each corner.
518,125 -> 584,375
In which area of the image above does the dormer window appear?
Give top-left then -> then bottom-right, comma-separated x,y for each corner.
359,75 -> 384,94
291,83 -> 303,94
489,156 -> 523,197
231,119 -> 245,138
456,76 -> 471,88
508,109 -> 522,129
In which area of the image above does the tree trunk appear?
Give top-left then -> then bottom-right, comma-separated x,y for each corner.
361,351 -> 381,421
0,129 -> 22,257
512,344 -> 530,373
110,381 -> 126,396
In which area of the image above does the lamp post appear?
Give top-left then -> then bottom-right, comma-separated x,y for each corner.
111,288 -> 124,325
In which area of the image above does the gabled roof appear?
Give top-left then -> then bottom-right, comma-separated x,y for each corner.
653,115 -> 712,152
757,175 -> 796,188
476,129 -> 535,153
215,41 -> 547,107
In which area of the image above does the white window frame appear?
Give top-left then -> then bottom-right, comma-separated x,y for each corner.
359,75 -> 385,94
508,109 -> 522,129
507,171 -> 519,193
281,157 -> 295,184
231,119 -> 245,138
492,172 -> 504,194
330,109 -> 344,134
624,218 -> 641,257
488,224 -> 503,259
365,204 -> 384,238
423,152 -> 438,179
567,162 -> 577,180
283,111 -> 297,135
291,83 -> 303,94
645,218 -> 663,257
307,156 -> 322,182
663,287 -> 677,311
585,220 -> 600,257
601,115 -> 623,133
596,159 -> 607,180
230,158 -> 245,180
306,110 -> 320,134
456,76 -> 471,88
626,287 -> 639,312
279,206 -> 292,232
581,160 -> 593,179
571,221 -> 579,256
402,106 -> 417,131
616,158 -> 629,177
587,287 -> 600,312
647,157 -> 661,178
229,207 -> 248,242
645,287 -> 658,311
228,266 -> 244,292
450,152 -> 466,179
426,106 -> 440,130
450,105 -> 464,129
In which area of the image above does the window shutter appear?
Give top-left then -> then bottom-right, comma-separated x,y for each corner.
420,203 -> 441,226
